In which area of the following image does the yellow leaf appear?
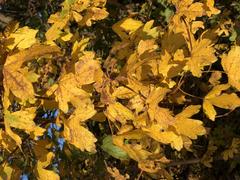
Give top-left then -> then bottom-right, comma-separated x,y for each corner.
64,120 -> 97,152
75,52 -> 103,85
174,105 -> 206,139
142,20 -> 159,39
191,21 -> 204,34
205,84 -> 230,99
80,7 -> 108,26
4,44 -> 60,73
186,38 -> 217,77
0,164 -> 21,180
36,152 -> 60,180
113,18 -> 143,40
60,31 -> 73,41
71,0 -> 90,13
4,108 -> 45,138
173,49 -> 185,61
3,45 -> 60,102
185,2 -> 204,21
182,136 -> 193,151
209,71 -> 222,86
222,46 -> 240,90
203,84 -> 240,120
112,86 -> 135,99
105,102 -> 135,124
142,124 -> 183,151
68,97 -> 96,123
128,95 -> 145,114
71,38 -> 90,60
146,87 -> 170,110
148,107 -> 175,129
112,131 -> 152,161
203,100 -> 216,121
7,26 -> 38,50
205,0 -> 221,17
37,164 -> 59,180
20,68 -> 40,83
137,39 -> 158,56
3,70 -> 35,102
0,129 -> 17,152
4,122 -> 22,147
48,73 -> 90,113
209,93 -> 240,109
146,87 -> 172,126
175,105 -> 200,118
169,0 -> 205,34
72,11 -> 83,22
46,13 -> 70,41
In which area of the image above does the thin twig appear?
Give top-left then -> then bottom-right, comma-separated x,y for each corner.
181,16 -> 193,52
178,87 -> 203,99
215,109 -> 235,118
137,170 -> 143,180
166,158 -> 201,167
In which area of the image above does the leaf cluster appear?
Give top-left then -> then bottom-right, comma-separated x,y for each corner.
1,0 -> 240,179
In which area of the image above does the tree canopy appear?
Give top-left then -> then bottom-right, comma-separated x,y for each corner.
0,0 -> 240,179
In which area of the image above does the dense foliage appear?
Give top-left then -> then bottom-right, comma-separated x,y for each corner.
0,0 -> 240,179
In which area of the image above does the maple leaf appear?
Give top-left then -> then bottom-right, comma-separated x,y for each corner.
142,20 -> 160,39
203,84 -> 240,120
112,131 -> 152,161
146,87 -> 170,109
79,7 -> 108,26
68,97 -> 96,123
185,38 -> 217,77
71,38 -> 90,60
170,0 -> 219,34
0,0 -> 235,177
4,108 -> 45,138
35,152 -> 60,180
205,0 -> 221,17
3,70 -> 35,103
209,71 -> 222,86
112,86 -> 135,99
0,129 -> 17,152
64,119 -> 97,152
75,52 -> 104,85
105,102 -> 135,124
0,163 -> 21,180
174,105 -> 206,139
222,46 -> 240,91
148,107 -> 175,129
45,0 -> 108,41
4,122 -> 22,147
143,105 -> 205,150
45,13 -> 70,41
3,44 -> 60,103
137,39 -> 158,56
142,124 -> 183,151
6,26 -> 38,50
47,73 -> 90,113
113,18 -> 143,40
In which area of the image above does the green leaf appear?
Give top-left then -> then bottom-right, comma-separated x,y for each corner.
101,135 -> 129,160
229,29 -> 237,42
